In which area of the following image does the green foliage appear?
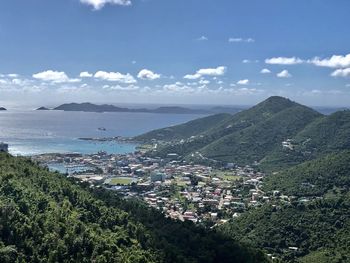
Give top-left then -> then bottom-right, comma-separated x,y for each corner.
200,104 -> 320,164
220,195 -> 350,262
143,96 -> 322,168
141,97 -> 350,175
0,153 -> 267,263
260,110 -> 350,171
220,151 -> 350,262
263,151 -> 350,197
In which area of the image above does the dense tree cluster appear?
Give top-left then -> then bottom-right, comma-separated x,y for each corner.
220,151 -> 350,262
220,195 -> 350,263
263,151 -> 350,197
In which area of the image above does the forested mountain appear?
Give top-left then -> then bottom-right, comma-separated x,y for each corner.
138,96 -> 326,169
263,150 -> 350,197
0,153 -> 267,263
138,96 -> 350,173
260,110 -> 350,171
220,151 -> 350,262
200,104 -> 321,164
220,193 -> 350,263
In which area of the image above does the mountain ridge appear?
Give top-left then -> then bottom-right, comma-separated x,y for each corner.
137,96 -> 335,171
51,102 -> 243,115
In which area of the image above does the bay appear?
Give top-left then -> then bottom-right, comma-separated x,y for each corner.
0,110 -> 204,155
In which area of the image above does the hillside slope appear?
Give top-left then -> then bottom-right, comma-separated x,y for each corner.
140,96 -> 322,168
220,151 -> 350,262
200,104 -> 321,164
263,150 -> 350,197
135,113 -> 232,141
0,153 -> 267,263
260,110 -> 350,171
220,195 -> 350,263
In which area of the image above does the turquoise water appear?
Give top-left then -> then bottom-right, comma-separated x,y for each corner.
0,110 -> 204,155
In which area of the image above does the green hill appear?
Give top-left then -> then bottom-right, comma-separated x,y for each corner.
139,96 -> 322,168
263,150 -> 350,197
0,153 -> 267,263
220,194 -> 350,263
260,110 -> 350,171
200,104 -> 321,164
220,151 -> 350,262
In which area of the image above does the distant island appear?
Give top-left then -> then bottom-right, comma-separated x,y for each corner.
0,107 -> 7,111
44,102 -> 244,114
36,106 -> 50,111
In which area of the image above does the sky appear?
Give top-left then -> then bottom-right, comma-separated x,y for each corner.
0,0 -> 350,108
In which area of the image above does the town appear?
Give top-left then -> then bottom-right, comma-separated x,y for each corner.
32,147 -> 280,227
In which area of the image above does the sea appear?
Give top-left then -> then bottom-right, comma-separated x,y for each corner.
0,110 -> 204,156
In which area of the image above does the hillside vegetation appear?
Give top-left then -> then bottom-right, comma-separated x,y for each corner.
200,104 -> 321,164
220,194 -> 350,263
0,153 -> 267,263
260,110 -> 350,171
135,113 -> 232,141
220,151 -> 350,262
139,96 -> 334,170
263,150 -> 350,197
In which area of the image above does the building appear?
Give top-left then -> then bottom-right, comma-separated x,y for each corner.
151,171 -> 166,182
0,142 -> 8,152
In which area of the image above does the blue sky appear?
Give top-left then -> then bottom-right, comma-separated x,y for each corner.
0,0 -> 350,108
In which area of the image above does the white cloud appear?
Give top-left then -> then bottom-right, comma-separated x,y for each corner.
7,74 -> 19,78
265,57 -> 303,65
94,71 -> 136,83
104,84 -> 139,91
277,70 -> 292,78
80,71 -> 93,78
260,68 -> 271,74
0,79 -> 8,85
237,79 -> 249,85
184,73 -> 201,80
68,78 -> 82,83
184,66 -> 226,80
197,36 -> 208,41
309,54 -> 350,68
163,82 -> 194,93
236,87 -> 261,95
228,37 -> 255,43
80,0 -> 131,10
32,70 -> 80,83
331,68 -> 350,78
199,79 -> 210,85
197,66 -> 226,76
137,69 -> 160,80
242,59 -> 259,64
